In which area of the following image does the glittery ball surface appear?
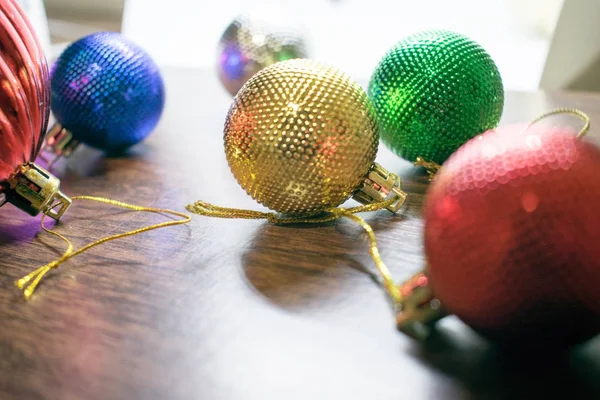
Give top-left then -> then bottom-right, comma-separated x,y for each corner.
217,14 -> 308,96
425,125 -> 600,347
51,32 -> 165,151
369,30 -> 504,165
225,59 -> 378,215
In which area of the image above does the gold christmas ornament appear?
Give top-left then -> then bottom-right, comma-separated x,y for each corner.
188,60 -> 408,304
223,59 -> 406,215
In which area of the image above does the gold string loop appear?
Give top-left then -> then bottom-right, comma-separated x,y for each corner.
414,108 -> 591,183
186,198 -> 403,303
16,196 -> 191,300
528,108 -> 590,138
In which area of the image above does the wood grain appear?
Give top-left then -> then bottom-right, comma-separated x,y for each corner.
0,68 -> 599,400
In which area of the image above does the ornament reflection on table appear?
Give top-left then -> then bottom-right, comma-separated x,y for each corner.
41,32 -> 165,166
217,13 -> 308,96
188,59 -> 407,303
369,30 -> 504,176
0,0 -> 70,220
396,111 -> 600,350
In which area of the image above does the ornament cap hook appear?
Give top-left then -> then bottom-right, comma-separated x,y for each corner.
396,271 -> 447,339
353,163 -> 407,213
38,124 -> 81,168
5,163 -> 72,221
414,157 -> 441,181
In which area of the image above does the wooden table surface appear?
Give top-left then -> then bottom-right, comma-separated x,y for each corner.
0,68 -> 599,400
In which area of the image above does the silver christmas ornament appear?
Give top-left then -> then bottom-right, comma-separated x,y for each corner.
217,13 -> 308,96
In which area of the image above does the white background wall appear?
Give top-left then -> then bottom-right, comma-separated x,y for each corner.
43,0 -> 582,91
120,0 -> 563,91
541,0 -> 600,90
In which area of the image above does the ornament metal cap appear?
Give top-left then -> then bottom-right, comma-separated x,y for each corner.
353,163 -> 407,213
395,271 -> 447,339
414,157 -> 441,181
5,163 -> 71,221
38,123 -> 81,168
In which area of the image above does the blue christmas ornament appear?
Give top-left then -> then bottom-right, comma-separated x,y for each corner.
45,32 -> 164,160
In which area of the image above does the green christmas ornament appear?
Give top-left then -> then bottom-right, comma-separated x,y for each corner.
368,30 -> 504,168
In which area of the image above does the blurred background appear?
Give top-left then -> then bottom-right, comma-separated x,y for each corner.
20,0 -> 600,91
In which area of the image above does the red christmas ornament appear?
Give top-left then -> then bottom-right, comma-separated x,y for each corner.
420,123 -> 600,348
0,0 -> 67,218
0,0 -> 49,178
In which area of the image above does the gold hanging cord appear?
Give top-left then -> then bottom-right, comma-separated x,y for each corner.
16,196 -> 191,300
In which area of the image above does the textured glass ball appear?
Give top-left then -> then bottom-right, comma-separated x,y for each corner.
217,14 -> 308,96
50,32 -> 165,152
369,30 -> 504,165
425,125 -> 600,348
225,59 -> 378,215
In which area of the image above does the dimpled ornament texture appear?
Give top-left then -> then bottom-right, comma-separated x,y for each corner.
218,14 -> 308,96
424,124 -> 600,348
50,32 -> 165,151
225,59 -> 378,215
369,30 -> 504,165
